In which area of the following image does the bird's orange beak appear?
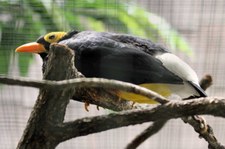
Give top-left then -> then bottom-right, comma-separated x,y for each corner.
15,42 -> 46,53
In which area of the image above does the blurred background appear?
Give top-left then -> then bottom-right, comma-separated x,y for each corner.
0,0 -> 225,148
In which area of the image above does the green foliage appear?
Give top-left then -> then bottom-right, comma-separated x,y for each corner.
0,0 -> 193,76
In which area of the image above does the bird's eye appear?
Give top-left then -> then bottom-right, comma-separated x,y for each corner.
48,35 -> 56,40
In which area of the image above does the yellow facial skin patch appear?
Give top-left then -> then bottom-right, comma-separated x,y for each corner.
44,32 -> 67,43
117,83 -> 172,104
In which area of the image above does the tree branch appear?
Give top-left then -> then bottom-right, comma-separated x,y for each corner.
0,75 -> 168,112
17,44 -> 78,149
200,74 -> 212,91
0,76 -> 168,104
53,97 -> 225,144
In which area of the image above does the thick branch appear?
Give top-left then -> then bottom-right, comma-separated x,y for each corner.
54,97 -> 225,144
17,44 -> 78,149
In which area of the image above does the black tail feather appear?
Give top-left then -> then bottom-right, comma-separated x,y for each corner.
187,81 -> 207,99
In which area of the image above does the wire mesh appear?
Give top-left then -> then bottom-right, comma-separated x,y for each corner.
0,0 -> 225,148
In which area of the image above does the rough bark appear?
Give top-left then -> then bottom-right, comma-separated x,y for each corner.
50,97 -> 225,145
17,44 -> 78,149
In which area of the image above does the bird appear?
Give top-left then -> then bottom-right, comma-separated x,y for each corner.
15,30 -> 207,105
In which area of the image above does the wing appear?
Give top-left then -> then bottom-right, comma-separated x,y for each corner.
59,31 -> 183,85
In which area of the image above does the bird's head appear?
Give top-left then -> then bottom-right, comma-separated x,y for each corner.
15,32 -> 67,54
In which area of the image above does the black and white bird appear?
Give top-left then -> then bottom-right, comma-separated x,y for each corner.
15,30 -> 207,104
